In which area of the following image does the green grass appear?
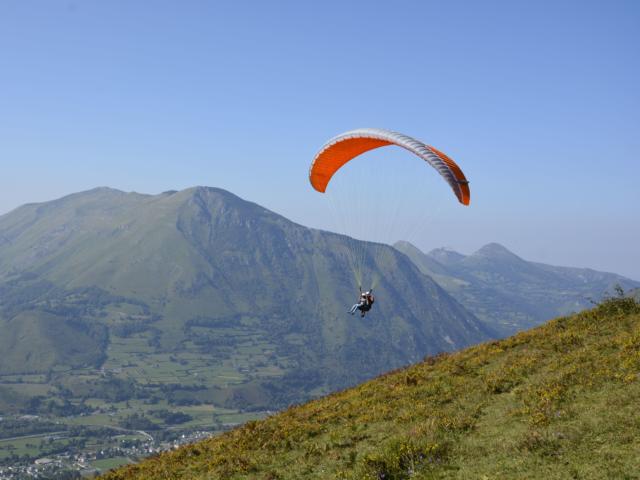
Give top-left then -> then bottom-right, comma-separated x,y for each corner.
0,383 -> 51,397
61,413 -> 123,427
0,436 -> 71,460
99,331 -> 284,389
102,297 -> 640,479
93,457 -> 134,471
0,439 -> 42,459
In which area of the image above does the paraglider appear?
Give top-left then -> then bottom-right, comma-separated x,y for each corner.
309,128 -> 470,205
309,128 -> 470,317
349,288 -> 375,317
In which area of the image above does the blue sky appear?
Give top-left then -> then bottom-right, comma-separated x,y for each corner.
1,1 -> 638,279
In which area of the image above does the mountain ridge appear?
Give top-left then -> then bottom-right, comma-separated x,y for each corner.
0,186 -> 489,411
394,240 -> 639,335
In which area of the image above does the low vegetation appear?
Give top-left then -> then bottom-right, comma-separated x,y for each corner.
104,296 -> 640,479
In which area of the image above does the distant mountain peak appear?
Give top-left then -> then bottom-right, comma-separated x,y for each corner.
179,186 -> 283,222
183,185 -> 252,204
427,247 -> 466,265
184,185 -> 226,195
393,240 -> 420,252
394,240 -> 412,247
72,186 -> 132,198
472,243 -> 522,260
89,186 -> 123,193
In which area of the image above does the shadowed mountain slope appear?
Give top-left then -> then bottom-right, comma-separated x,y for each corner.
102,297 -> 640,479
394,240 -> 639,335
0,187 -> 490,407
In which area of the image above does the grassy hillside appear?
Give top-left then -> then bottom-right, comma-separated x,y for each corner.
104,296 -> 640,479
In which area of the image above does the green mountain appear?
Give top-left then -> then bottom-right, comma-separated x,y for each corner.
0,187 -> 489,410
102,296 -> 640,479
394,240 -> 639,335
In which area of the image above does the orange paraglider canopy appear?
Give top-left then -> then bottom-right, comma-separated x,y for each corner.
309,128 -> 470,206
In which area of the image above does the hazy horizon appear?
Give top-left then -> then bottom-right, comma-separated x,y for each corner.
2,184 -> 638,282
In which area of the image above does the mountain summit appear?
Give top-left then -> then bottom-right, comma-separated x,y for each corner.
472,242 -> 524,260
395,241 -> 639,335
426,246 -> 466,266
0,187 -> 490,410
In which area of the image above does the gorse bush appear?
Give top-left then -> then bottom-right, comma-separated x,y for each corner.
595,294 -> 640,317
354,437 -> 448,480
591,284 -> 640,317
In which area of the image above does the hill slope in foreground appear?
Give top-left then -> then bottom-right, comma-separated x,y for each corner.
104,297 -> 640,479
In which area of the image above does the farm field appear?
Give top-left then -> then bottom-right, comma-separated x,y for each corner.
0,327 -> 276,474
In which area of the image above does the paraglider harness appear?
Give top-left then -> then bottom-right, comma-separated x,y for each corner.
357,287 -> 375,317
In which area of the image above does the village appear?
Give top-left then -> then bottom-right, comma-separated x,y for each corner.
0,428 -> 215,479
